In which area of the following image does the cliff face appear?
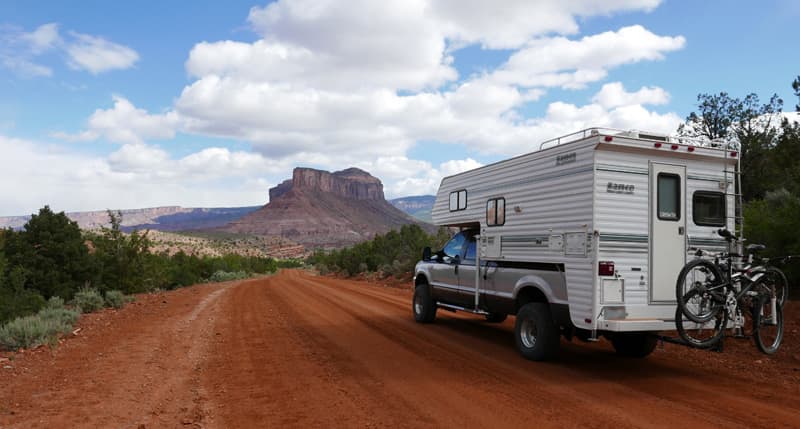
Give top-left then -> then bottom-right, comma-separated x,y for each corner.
226,167 -> 434,249
269,167 -> 384,202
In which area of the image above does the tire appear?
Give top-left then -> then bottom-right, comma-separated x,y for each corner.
485,313 -> 507,323
514,303 -> 560,361
412,283 -> 437,323
753,294 -> 784,355
676,259 -> 725,323
675,305 -> 726,349
611,333 -> 658,358
760,267 -> 788,309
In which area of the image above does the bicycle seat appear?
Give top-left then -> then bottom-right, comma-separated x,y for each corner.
747,244 -> 766,252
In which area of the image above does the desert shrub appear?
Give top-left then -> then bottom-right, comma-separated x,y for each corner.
208,270 -> 249,282
0,305 -> 79,350
72,287 -> 104,313
37,306 -> 80,328
104,290 -> 127,309
316,263 -> 330,275
46,296 -> 65,309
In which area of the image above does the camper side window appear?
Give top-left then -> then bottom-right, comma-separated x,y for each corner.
486,197 -> 505,226
657,174 -> 680,221
449,190 -> 467,211
693,191 -> 725,226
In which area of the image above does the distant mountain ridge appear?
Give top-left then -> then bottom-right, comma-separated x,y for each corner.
389,195 -> 435,223
224,167 -> 434,248
0,206 -> 260,232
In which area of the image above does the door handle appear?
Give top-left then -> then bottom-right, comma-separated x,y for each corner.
678,226 -> 685,235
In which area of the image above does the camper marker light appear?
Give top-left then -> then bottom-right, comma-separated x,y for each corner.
670,144 -> 679,150
604,136 -> 613,142
730,151 -> 738,157
598,261 -> 615,276
653,142 -> 662,148
687,146 -> 695,152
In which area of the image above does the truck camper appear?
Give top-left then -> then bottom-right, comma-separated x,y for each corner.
412,128 -> 739,360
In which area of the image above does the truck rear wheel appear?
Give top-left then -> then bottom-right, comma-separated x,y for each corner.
610,333 -> 658,358
514,303 -> 559,361
413,283 -> 437,323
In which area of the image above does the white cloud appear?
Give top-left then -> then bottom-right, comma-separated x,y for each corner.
492,25 -> 685,89
55,96 -> 179,144
20,23 -> 61,54
592,82 -> 670,108
430,0 -> 663,49
0,134 -> 283,215
65,32 -> 139,74
244,0 -> 456,91
0,23 -> 138,77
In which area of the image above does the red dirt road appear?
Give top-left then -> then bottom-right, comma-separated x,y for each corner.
2,269 -> 799,428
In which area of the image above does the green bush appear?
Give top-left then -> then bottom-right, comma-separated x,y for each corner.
38,306 -> 80,327
0,306 -> 79,350
104,290 -> 127,309
309,225 -> 450,278
208,270 -> 249,282
72,287 -> 104,313
46,296 -> 65,309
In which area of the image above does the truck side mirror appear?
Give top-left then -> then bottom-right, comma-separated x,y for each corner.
422,246 -> 432,261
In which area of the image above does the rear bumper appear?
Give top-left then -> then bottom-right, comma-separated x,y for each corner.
599,319 -> 675,332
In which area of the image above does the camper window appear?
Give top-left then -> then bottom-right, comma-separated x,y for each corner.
486,197 -> 506,226
693,191 -> 725,226
657,173 -> 680,221
449,190 -> 467,211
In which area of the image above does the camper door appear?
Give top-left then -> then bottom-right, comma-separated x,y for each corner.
649,163 -> 686,303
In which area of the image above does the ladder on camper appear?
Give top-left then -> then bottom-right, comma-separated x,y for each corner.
723,151 -> 744,240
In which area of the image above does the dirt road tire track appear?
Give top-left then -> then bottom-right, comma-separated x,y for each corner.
2,269 -> 799,428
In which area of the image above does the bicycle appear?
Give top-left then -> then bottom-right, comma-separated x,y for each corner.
674,229 -> 791,355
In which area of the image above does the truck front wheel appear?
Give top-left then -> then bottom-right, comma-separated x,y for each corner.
413,283 -> 437,323
514,302 -> 560,361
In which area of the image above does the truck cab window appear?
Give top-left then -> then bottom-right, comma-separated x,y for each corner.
442,232 -> 467,259
463,238 -> 477,262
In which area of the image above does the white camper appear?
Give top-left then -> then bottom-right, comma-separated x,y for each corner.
413,128 -> 739,360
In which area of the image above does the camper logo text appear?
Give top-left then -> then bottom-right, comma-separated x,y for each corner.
556,152 -> 576,165
607,182 -> 635,194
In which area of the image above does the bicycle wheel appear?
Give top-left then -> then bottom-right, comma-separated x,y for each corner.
759,267 -> 788,308
753,293 -> 784,355
676,259 -> 725,323
675,306 -> 727,349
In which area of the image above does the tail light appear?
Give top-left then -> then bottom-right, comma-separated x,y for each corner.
599,261 -> 615,276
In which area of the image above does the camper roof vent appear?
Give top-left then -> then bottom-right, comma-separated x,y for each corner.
637,132 -> 668,142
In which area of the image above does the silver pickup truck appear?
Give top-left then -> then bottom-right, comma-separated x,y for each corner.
412,228 -> 657,361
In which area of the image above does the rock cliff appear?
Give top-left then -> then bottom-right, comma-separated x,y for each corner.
225,167 -> 434,249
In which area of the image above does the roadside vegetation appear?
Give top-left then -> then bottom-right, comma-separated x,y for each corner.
308,224 -> 451,277
0,209 -> 302,349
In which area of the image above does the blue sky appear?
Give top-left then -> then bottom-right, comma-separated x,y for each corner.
1,0 -> 798,215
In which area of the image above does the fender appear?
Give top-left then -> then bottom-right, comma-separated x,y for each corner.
512,274 -> 568,306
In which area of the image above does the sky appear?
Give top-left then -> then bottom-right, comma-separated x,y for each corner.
1,0 -> 798,216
